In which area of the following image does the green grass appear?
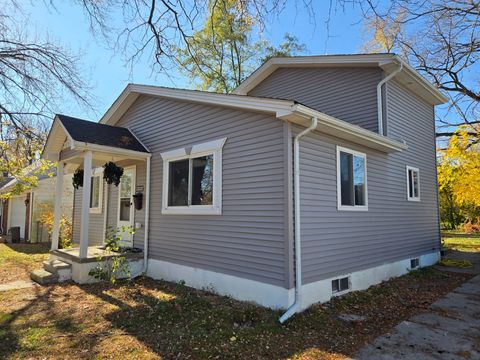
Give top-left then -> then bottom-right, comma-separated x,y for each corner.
0,243 -> 50,283
442,236 -> 480,252
0,243 -> 50,265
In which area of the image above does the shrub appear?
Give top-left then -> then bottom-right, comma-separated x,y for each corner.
38,203 -> 72,248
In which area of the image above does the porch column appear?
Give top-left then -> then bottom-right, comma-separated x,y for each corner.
79,151 -> 92,259
51,161 -> 64,250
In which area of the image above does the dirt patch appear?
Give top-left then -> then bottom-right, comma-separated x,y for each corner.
0,267 -> 472,359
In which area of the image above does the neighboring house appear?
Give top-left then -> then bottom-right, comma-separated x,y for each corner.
0,165 -> 74,242
41,54 -> 448,320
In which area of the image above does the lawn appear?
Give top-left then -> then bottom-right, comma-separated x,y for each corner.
442,236 -> 480,253
0,243 -> 472,360
0,243 -> 50,283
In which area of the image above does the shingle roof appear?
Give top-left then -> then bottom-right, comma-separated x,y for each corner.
57,115 -> 148,153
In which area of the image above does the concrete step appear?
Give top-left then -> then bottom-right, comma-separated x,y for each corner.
30,269 -> 58,285
43,260 -> 72,282
43,259 -> 71,273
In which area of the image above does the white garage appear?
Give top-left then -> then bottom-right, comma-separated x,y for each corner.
8,195 -> 27,239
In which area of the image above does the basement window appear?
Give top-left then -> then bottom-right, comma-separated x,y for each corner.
332,276 -> 350,294
410,258 -> 420,269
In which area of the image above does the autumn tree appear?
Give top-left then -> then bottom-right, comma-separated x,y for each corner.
438,127 -> 480,228
177,0 -> 306,93
0,1 -> 91,196
341,0 -> 480,138
73,0 -> 310,80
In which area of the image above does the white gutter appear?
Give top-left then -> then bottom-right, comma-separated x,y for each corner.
142,156 -> 151,274
377,62 -> 403,135
279,116 -> 318,324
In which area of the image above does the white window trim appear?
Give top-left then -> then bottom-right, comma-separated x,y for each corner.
406,165 -> 421,202
336,146 -> 368,211
89,168 -> 103,214
161,138 -> 227,215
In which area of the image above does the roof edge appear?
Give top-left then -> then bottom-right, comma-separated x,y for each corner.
232,54 -> 448,105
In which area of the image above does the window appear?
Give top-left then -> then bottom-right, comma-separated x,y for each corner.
406,166 -> 420,201
410,258 -> 420,269
161,138 -> 226,215
89,172 -> 103,214
332,277 -> 350,294
337,146 -> 368,211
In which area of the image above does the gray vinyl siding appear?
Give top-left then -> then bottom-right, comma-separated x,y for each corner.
72,184 -> 105,246
248,67 -> 382,132
105,160 -> 146,250
298,79 -> 439,284
114,95 -> 288,287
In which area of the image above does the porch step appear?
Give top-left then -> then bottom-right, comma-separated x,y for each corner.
42,259 -> 72,282
30,269 -> 58,285
43,259 -> 71,273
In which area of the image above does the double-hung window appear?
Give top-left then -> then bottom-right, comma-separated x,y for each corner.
406,166 -> 420,201
337,146 -> 368,211
89,170 -> 103,214
161,138 -> 226,215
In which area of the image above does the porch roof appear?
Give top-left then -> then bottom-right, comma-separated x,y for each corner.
42,115 -> 150,161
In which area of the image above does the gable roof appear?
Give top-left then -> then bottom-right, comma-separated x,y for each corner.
57,115 -> 149,153
232,54 -> 449,105
96,84 -> 407,153
42,115 -> 150,161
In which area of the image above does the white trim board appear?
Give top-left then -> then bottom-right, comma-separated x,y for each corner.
146,251 -> 439,311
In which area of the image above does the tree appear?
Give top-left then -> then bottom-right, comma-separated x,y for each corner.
0,1 -> 91,195
177,0 -> 306,93
437,127 -> 480,228
341,0 -> 480,138
74,0 -> 310,78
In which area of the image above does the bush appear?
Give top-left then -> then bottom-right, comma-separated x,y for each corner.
462,218 -> 480,233
38,203 -> 72,248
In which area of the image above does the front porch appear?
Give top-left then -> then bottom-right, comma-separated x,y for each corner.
33,114 -> 151,284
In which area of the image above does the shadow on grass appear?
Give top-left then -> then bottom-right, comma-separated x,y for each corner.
4,243 -> 50,255
0,286 -> 53,358
0,268 -> 472,359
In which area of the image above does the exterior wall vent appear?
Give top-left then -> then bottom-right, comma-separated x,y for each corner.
332,276 -> 350,294
410,258 -> 420,269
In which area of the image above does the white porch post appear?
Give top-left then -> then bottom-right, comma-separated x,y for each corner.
79,151 -> 92,259
51,161 -> 64,250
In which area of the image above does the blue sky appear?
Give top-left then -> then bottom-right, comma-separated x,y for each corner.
23,1 -> 367,120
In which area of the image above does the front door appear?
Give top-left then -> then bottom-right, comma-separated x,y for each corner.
117,166 -> 136,246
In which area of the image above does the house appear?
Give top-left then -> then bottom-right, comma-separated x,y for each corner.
0,164 -> 74,243
39,54 -> 448,321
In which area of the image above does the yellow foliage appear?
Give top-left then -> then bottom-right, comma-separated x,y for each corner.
38,203 -> 72,248
438,127 -> 480,210
362,11 -> 405,53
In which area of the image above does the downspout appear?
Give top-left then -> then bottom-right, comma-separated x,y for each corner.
279,116 -> 318,324
142,156 -> 151,274
377,62 -> 403,135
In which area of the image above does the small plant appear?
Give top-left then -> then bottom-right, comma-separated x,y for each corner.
103,162 -> 124,186
72,169 -> 84,189
88,225 -> 134,284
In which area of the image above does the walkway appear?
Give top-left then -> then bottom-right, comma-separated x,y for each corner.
357,271 -> 480,359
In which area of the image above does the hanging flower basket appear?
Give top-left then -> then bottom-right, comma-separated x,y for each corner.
72,169 -> 84,189
103,162 -> 124,187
